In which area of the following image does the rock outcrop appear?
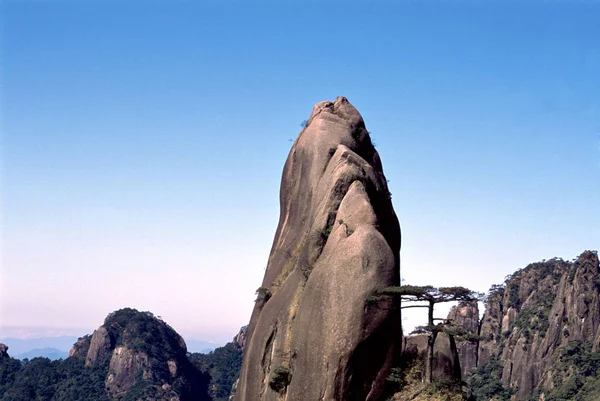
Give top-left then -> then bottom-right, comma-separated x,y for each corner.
86,326 -> 113,367
401,301 -> 479,383
403,334 -> 454,381
477,250 -> 600,400
76,308 -> 210,401
69,334 -> 92,358
233,325 -> 248,351
447,301 -> 480,379
236,97 -> 402,401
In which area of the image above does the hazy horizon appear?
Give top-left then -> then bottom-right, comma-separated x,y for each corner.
0,322 -> 233,346
2,2 -> 599,342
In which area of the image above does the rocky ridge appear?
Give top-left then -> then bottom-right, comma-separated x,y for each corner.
476,250 -> 600,400
400,302 -> 479,383
393,251 -> 600,401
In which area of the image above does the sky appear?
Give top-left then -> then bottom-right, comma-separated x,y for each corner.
1,1 -> 599,345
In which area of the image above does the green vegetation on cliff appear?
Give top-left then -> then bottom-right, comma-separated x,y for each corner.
530,341 -> 600,401
471,251 -> 600,401
468,357 -> 512,401
103,308 -> 185,359
386,344 -> 474,401
189,341 -> 243,401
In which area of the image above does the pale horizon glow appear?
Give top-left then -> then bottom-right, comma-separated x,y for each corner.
2,2 -> 599,344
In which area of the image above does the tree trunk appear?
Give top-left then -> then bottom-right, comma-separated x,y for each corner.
425,302 -> 436,383
426,331 -> 438,383
448,334 -> 461,381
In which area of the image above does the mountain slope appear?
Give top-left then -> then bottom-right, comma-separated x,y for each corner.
475,250 -> 600,400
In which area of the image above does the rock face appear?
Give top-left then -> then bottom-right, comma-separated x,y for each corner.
403,334 -> 455,381
78,308 -> 210,401
233,325 -> 248,351
69,334 -> 92,358
86,326 -> 113,367
401,302 -> 479,383
477,250 -> 600,400
236,97 -> 402,401
393,252 -> 600,401
447,301 -> 480,378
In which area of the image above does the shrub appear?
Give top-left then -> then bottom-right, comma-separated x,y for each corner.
269,366 -> 291,393
255,287 -> 272,303
506,283 -> 521,309
468,357 -> 513,401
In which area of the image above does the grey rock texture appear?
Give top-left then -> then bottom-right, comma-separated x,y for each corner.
236,97 -> 401,401
447,301 -> 480,378
478,250 -> 600,400
68,335 -> 91,358
403,334 -> 455,381
401,302 -> 479,384
477,287 -> 503,369
85,326 -> 113,367
233,325 -> 248,351
105,345 -> 153,397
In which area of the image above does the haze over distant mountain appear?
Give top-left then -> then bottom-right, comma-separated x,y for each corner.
15,348 -> 68,361
0,336 -> 78,356
0,334 -> 220,360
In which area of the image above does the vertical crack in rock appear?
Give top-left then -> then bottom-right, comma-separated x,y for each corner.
236,97 -> 401,401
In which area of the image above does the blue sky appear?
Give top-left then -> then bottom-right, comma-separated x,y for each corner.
1,1 -> 599,343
